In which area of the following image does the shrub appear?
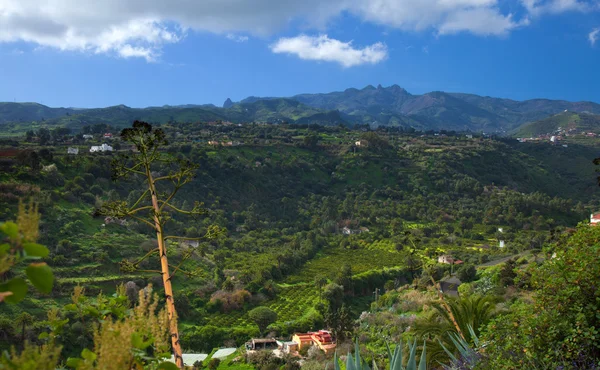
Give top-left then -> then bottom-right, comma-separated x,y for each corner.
207,358 -> 220,370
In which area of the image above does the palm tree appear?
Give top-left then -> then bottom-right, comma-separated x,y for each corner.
414,295 -> 496,364
15,312 -> 34,348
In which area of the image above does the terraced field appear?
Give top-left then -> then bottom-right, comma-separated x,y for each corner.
285,245 -> 406,284
207,284 -> 319,328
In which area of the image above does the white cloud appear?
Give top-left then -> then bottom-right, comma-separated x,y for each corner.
590,28 -> 600,46
226,34 -> 249,43
352,0 -> 524,36
0,0 -> 596,62
270,35 -> 387,67
521,0 -> 591,15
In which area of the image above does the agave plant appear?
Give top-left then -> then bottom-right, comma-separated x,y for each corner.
438,324 -> 482,369
333,339 -> 427,370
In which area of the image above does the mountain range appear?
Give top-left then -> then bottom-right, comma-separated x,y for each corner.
1,85 -> 600,134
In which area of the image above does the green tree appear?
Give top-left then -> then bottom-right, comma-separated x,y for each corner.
15,312 -> 34,348
482,225 -> 600,368
37,128 -> 50,145
303,133 -> 319,148
335,263 -> 353,293
314,275 -> 328,303
248,306 -> 278,335
457,264 -> 477,283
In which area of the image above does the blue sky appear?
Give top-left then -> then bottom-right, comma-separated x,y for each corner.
0,0 -> 599,108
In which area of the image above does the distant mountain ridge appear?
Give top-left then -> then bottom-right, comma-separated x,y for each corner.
240,84 -> 600,131
1,85 -> 600,132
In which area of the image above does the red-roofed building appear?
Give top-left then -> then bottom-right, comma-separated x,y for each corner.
590,213 -> 600,225
438,255 -> 463,265
103,133 -> 113,139
291,330 -> 336,354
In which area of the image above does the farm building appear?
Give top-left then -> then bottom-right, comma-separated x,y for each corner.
90,144 -> 113,153
437,255 -> 463,265
245,338 -> 278,351
67,147 -> 79,155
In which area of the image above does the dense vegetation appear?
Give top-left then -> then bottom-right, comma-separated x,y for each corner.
1,121 -> 600,369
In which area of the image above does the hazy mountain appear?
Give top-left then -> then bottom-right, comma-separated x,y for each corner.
2,85 -> 600,132
237,85 -> 600,131
0,102 -> 74,123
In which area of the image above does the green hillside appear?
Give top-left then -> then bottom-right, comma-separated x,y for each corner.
513,111 -> 600,137
1,122 -> 600,368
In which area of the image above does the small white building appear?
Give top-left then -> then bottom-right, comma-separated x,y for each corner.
499,240 -> 505,248
82,134 -> 94,140
590,213 -> 600,225
466,134 -> 473,139
90,143 -> 113,153
67,147 -> 79,155
550,136 -> 557,143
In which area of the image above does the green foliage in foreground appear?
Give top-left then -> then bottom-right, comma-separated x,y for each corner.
0,201 -> 54,304
480,224 -> 600,369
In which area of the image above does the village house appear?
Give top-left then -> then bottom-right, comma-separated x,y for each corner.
437,255 -> 463,265
342,226 -> 369,235
82,134 -> 94,140
245,338 -> 278,351
67,147 -> 79,155
465,134 -> 473,139
90,143 -> 113,153
355,140 -> 367,146
276,340 -> 299,354
440,276 -> 462,297
103,133 -> 113,139
291,330 -> 336,354
590,213 -> 600,225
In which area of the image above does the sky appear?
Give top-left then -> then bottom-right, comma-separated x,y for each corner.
0,0 -> 599,108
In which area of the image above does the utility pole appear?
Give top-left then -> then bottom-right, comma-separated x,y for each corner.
373,288 -> 380,302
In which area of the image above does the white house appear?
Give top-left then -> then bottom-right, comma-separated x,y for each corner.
90,143 -> 113,153
550,136 -> 557,143
499,240 -> 505,248
67,147 -> 79,155
438,255 -> 463,265
465,134 -> 473,139
590,213 -> 600,225
82,134 -> 94,140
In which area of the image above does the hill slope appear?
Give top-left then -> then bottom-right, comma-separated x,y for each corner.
513,112 -> 600,137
